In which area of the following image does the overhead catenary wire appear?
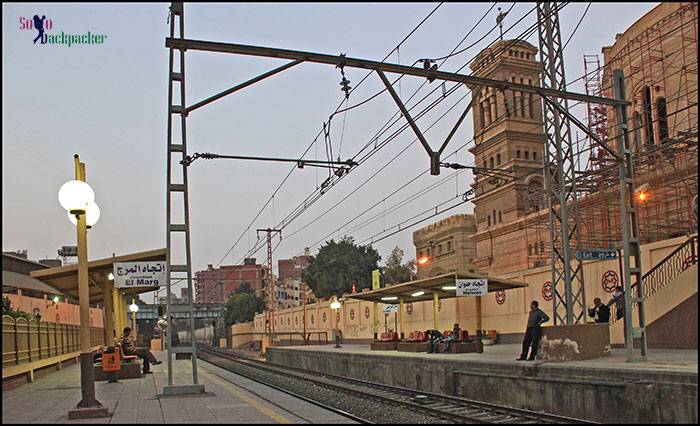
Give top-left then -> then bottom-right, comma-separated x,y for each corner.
239,3 -> 572,261
214,3 -> 445,267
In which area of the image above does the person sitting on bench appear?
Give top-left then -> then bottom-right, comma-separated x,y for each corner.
427,329 -> 444,353
443,323 -> 462,352
119,327 -> 161,374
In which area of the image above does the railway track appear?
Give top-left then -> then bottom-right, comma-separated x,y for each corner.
197,344 -> 597,424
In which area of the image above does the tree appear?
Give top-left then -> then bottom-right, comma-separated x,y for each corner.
223,292 -> 265,326
304,236 -> 381,299
382,246 -> 416,285
235,281 -> 252,295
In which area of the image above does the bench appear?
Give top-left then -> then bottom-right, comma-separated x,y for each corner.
437,330 -> 478,353
93,347 -> 142,381
398,330 -> 430,352
371,331 -> 399,350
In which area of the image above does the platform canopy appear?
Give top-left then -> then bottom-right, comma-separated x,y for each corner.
30,248 -> 166,304
347,271 -> 527,303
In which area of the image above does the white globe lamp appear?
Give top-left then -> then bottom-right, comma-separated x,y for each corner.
58,180 -> 95,214
67,201 -> 100,228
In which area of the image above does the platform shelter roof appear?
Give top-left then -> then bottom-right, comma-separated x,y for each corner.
30,248 -> 166,304
346,271 -> 527,303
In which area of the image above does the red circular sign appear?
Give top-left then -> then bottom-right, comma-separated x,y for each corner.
542,281 -> 553,302
602,270 -> 618,293
495,290 -> 506,305
310,314 -> 314,324
406,303 -> 413,315
350,309 -> 355,320
364,306 -> 370,319
322,312 -> 327,323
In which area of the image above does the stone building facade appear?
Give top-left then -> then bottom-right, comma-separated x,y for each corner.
412,214 -> 477,278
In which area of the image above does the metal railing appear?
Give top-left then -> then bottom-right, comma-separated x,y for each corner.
2,315 -> 103,367
610,235 -> 697,324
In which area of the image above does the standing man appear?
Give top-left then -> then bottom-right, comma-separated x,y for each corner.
588,297 -> 611,323
607,286 -> 625,321
517,301 -> 550,361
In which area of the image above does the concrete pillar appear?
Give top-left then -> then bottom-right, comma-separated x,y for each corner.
398,298 -> 404,340
433,292 -> 439,330
102,280 -> 114,346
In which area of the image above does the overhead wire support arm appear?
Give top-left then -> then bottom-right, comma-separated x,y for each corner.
181,152 -> 358,169
541,96 -> 621,161
164,37 -> 629,107
185,60 -> 303,115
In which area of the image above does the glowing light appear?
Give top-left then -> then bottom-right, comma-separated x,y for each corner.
637,192 -> 648,202
67,201 -> 100,227
381,296 -> 398,301
53,295 -> 61,303
108,273 -> 114,281
330,301 -> 341,310
58,180 -> 95,214
442,286 -> 457,290
129,303 -> 139,313
417,256 -> 430,265
411,291 -> 425,297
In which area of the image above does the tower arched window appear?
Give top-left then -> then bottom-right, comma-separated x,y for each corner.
641,86 -> 655,145
656,97 -> 668,143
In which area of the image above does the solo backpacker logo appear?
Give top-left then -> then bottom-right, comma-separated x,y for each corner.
20,15 -> 108,47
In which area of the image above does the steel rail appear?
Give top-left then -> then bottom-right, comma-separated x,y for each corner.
197,350 -> 371,424
197,344 -> 597,424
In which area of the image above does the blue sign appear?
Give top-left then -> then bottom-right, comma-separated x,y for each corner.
576,249 -> 618,261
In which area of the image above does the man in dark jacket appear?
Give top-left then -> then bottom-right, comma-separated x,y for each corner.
588,297 -> 611,323
517,301 -> 550,361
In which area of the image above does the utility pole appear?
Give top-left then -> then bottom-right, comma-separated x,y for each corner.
257,228 -> 281,349
537,2 -> 586,325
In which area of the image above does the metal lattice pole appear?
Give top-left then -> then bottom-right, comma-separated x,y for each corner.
537,2 -> 586,325
612,69 -> 647,360
257,228 -> 281,347
164,2 -> 203,394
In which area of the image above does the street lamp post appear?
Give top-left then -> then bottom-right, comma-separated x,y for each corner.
129,300 -> 139,343
59,154 -> 107,419
330,298 -> 342,348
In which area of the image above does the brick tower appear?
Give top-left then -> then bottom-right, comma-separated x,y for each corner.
467,40 -> 548,274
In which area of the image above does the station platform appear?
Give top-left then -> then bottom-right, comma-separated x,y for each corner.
267,343 -> 698,423
2,350 -> 356,424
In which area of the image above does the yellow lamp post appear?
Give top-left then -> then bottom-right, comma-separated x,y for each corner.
59,154 -> 107,418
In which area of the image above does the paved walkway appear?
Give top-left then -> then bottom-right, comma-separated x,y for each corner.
2,351 -> 356,424
283,343 -> 698,374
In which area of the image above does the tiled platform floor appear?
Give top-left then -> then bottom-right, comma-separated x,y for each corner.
2,351 -> 356,424
281,343 -> 698,374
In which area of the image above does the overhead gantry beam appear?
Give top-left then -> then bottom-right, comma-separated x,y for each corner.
165,37 -> 629,107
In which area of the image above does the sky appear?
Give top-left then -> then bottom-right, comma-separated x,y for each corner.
3,2 -> 658,299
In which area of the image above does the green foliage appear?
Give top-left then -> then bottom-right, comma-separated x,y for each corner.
382,246 -> 416,285
223,292 -> 265,326
2,296 -> 34,321
234,281 -> 253,295
304,236 -> 381,299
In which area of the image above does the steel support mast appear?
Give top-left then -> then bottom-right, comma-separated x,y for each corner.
537,2 -> 586,325
164,2 -> 204,395
612,70 -> 647,360
257,228 -> 281,348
